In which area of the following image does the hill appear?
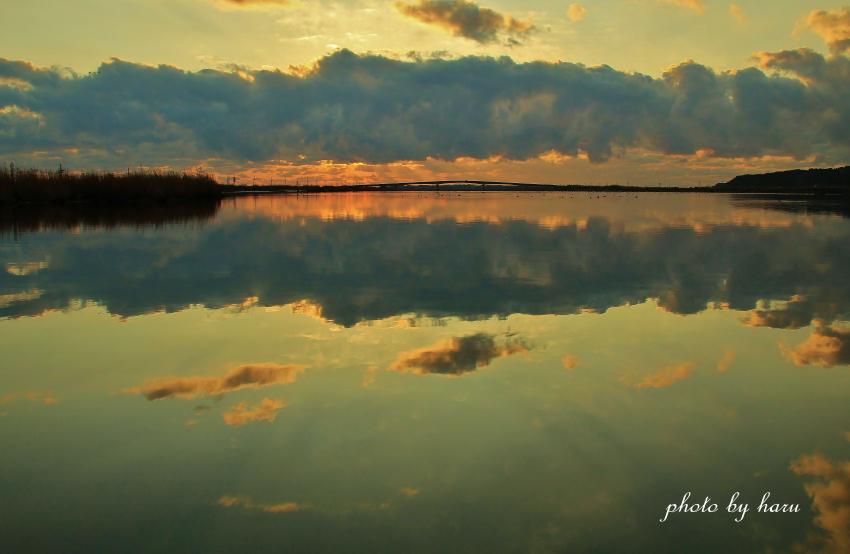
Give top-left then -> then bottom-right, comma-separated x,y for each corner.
715,166 -> 850,193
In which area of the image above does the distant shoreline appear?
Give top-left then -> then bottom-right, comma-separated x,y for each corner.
220,181 -> 844,196
222,166 -> 850,196
1,165 -> 847,206
222,181 -> 713,195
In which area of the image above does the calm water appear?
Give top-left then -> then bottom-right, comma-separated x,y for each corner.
1,193 -> 849,553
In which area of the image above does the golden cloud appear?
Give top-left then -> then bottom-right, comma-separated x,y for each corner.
125,362 -> 306,400
0,289 -> 43,309
567,3 -> 587,23
729,3 -> 746,25
0,76 -> 34,91
562,354 -> 581,371
782,327 -> 850,368
222,397 -> 286,426
391,333 -> 529,376
219,0 -> 290,6
667,0 -> 705,14
5,261 -> 49,276
716,350 -> 735,373
396,0 -> 535,45
0,390 -> 57,406
263,502 -> 300,513
805,7 -> 850,54
218,495 -> 302,513
790,453 -> 850,553
633,362 -> 695,389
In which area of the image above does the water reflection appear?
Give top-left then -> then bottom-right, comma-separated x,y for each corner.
391,332 -> 530,376
221,397 -> 287,426
0,199 -> 220,236
783,326 -> 850,368
731,194 -> 850,219
124,362 -> 306,400
791,447 -> 850,553
1,192 -> 849,553
2,193 -> 849,331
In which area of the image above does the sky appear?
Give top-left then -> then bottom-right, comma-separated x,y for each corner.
1,0 -> 849,185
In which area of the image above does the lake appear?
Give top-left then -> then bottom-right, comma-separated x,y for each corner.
1,192 -> 849,553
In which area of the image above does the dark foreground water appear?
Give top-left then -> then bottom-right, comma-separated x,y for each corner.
1,193 -> 848,553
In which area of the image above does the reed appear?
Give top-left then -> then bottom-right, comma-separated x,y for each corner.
0,164 -> 221,204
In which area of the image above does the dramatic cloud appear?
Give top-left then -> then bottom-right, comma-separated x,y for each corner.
567,3 -> 587,23
633,362 -> 695,389
125,363 -> 305,400
805,7 -> 850,54
222,397 -> 286,426
2,47 -> 850,167
783,327 -> 850,368
791,453 -> 850,553
391,333 -> 529,375
396,0 -> 534,45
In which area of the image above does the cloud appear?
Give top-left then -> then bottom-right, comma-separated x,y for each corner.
790,453 -> 850,553
0,390 -> 57,406
218,495 -> 302,513
391,333 -> 529,375
716,350 -> 735,373
222,397 -> 286,426
562,354 -> 581,370
752,48 -> 850,151
633,362 -> 695,389
782,326 -> 850,368
729,3 -> 746,25
567,3 -> 587,23
0,289 -> 43,308
396,0 -> 535,45
804,7 -> 850,54
399,487 -> 421,497
263,502 -> 300,513
5,261 -> 49,276
125,363 -> 305,400
744,297 -> 818,330
216,0 -> 291,8
7,202 -> 850,327
2,47 -> 850,167
667,0 -> 705,14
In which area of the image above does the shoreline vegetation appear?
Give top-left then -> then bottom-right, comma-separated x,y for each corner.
0,202 -> 220,236
0,165 -> 222,235
0,165 -> 219,204
0,164 -> 847,207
